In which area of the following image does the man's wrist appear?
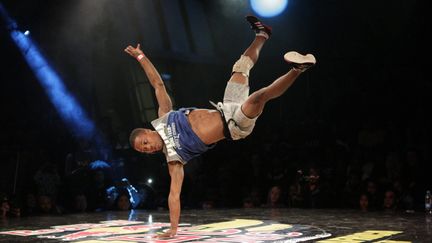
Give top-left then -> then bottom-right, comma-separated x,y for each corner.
136,54 -> 145,61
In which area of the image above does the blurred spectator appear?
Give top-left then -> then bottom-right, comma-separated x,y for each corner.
383,189 -> 397,212
359,193 -> 369,212
33,162 -> 61,200
304,166 -> 321,208
72,193 -> 88,213
242,197 -> 255,208
201,200 -> 215,210
115,192 -> 131,211
392,180 -> 415,211
262,186 -> 285,208
22,191 -> 37,216
0,193 -> 20,218
242,187 -> 262,209
1,197 -> 10,218
36,194 -> 63,215
86,168 -> 113,212
287,183 -> 304,208
365,180 -> 380,211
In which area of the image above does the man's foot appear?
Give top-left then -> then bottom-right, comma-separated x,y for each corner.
284,51 -> 316,72
246,15 -> 272,39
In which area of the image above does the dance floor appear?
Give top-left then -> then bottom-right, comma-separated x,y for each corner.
1,208 -> 430,242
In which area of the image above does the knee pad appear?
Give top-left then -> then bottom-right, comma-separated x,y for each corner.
232,55 -> 254,77
232,107 -> 258,129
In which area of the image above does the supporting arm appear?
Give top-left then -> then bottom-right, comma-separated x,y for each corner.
154,161 -> 184,238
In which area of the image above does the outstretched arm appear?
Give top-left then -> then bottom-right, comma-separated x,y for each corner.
124,44 -> 172,117
155,161 -> 184,238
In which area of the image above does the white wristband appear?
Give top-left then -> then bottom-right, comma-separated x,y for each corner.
136,54 -> 144,61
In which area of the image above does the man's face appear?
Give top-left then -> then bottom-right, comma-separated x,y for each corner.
38,196 -> 52,213
383,191 -> 395,208
133,129 -> 163,154
270,186 -> 281,203
117,195 -> 131,211
359,195 -> 369,209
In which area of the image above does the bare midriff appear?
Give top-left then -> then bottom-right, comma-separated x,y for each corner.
187,109 -> 226,145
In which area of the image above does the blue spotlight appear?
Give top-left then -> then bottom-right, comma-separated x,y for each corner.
0,3 -> 17,30
10,30 -> 96,138
1,3 -> 98,140
250,0 -> 288,18
23,30 -> 30,35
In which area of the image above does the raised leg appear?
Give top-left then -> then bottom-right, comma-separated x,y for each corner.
241,52 -> 316,118
229,36 -> 267,86
229,15 -> 272,86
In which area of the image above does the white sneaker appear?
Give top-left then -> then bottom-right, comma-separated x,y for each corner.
284,51 -> 316,72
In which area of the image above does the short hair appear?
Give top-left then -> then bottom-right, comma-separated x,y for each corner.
129,128 -> 147,148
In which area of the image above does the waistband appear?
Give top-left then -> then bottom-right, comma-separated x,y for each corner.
209,101 -> 233,141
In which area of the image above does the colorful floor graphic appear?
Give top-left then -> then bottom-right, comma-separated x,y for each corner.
0,219 -> 410,242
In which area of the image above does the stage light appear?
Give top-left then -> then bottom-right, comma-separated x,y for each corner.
147,178 -> 153,184
9,30 -> 97,139
1,3 -> 106,146
250,0 -> 288,18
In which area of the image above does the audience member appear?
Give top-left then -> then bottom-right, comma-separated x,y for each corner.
383,189 -> 397,212
72,193 -> 88,213
36,194 -> 63,215
115,192 -> 131,211
365,180 -> 380,211
359,193 -> 369,212
262,186 -> 285,208
287,183 -> 304,208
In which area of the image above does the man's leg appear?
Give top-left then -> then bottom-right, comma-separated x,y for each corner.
229,15 -> 272,86
241,52 -> 316,118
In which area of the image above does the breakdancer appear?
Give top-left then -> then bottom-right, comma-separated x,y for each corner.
125,15 -> 316,238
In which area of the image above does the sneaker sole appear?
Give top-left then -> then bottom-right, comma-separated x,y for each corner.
284,51 -> 316,65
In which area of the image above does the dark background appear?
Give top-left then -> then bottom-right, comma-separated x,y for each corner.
1,0 -> 431,212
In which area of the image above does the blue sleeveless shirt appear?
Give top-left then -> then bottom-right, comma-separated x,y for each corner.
151,108 -> 215,164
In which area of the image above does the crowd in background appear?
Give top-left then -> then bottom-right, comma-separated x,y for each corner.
1,100 -> 430,219
1,0 -> 430,222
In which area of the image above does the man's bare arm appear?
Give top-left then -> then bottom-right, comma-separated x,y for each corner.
155,161 -> 184,238
124,44 -> 172,117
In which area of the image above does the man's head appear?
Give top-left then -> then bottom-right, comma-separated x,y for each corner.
129,128 -> 164,154
37,195 -> 53,213
383,189 -> 396,209
268,186 -> 281,204
359,193 -> 369,211
116,193 -> 131,211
